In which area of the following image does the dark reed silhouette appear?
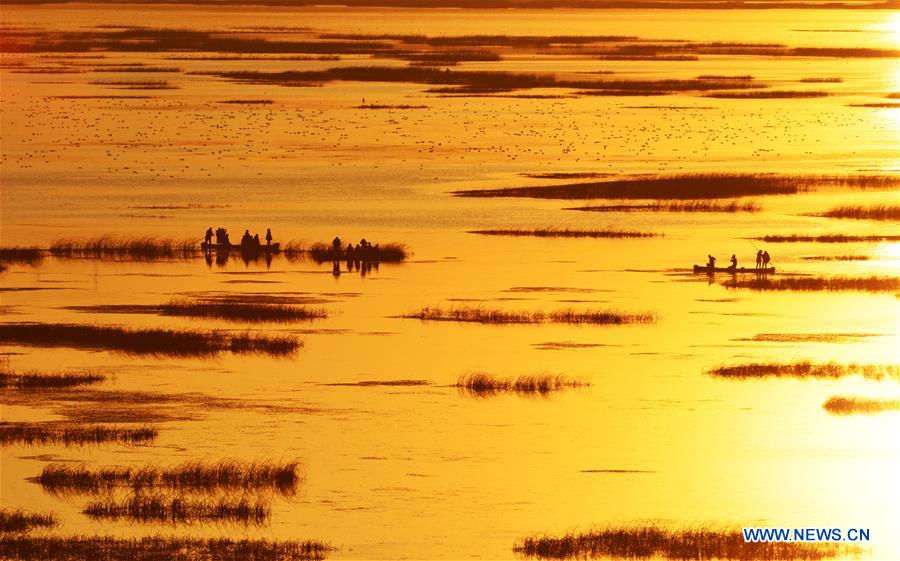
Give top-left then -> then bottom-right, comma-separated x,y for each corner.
707,361 -> 898,381
513,525 -> 855,560
37,459 -> 302,495
822,396 -> 900,415
0,422 -> 157,446
0,370 -> 104,389
566,200 -> 760,213
453,173 -> 899,200
0,247 -> 43,271
456,372 -> 588,397
800,255 -> 869,261
0,510 -> 57,534
0,323 -> 301,356
736,333 -> 881,343
67,298 -> 328,323
756,234 -> 900,243
0,535 -> 331,561
401,306 -> 657,325
722,276 -> 899,292
468,228 -> 660,238
50,236 -> 197,260
83,493 -> 271,525
819,204 -> 900,221
704,90 -> 829,98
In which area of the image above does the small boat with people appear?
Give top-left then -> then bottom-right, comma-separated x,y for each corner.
694,250 -> 774,274
693,265 -> 775,274
201,227 -> 279,254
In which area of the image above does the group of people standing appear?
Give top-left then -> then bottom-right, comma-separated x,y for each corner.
331,236 -> 380,261
706,250 -> 771,270
204,227 -> 273,249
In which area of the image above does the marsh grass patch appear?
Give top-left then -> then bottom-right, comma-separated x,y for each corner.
707,361 -> 898,381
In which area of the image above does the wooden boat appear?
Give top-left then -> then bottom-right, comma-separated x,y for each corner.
201,242 -> 280,253
693,265 -> 775,274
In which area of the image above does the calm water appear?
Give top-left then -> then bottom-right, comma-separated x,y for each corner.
1,5 -> 898,560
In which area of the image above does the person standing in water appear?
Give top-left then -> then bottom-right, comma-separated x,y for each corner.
762,251 -> 771,269
707,255 -> 716,268
265,228 -> 273,246
205,227 -> 213,246
756,250 -> 763,269
729,254 -> 737,269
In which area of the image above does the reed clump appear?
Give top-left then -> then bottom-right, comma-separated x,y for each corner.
756,234 -> 900,243
0,323 -> 301,357
822,396 -> 900,415
0,510 -> 57,534
513,525 -> 854,560
567,200 -> 761,213
705,90 -> 829,98
724,276 -> 899,293
457,372 -> 587,397
158,298 -> 327,323
707,361 -> 898,381
453,173 -> 900,200
402,306 -> 657,325
0,535 -> 331,561
0,247 -> 44,270
800,255 -> 869,261
0,370 -> 105,389
0,423 -> 157,446
49,236 -> 198,260
37,459 -> 302,495
468,228 -> 660,238
83,493 -> 271,524
819,204 -> 900,221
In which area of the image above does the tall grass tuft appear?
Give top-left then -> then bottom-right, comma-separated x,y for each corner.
513,525 -> 854,560
822,396 -> 900,415
401,306 -> 657,325
819,205 -> 900,221
707,361 -> 898,381
453,173 -> 900,200
49,236 -> 197,260
756,234 -> 900,243
0,247 -> 44,270
456,372 -> 587,397
0,509 -> 57,534
83,493 -> 271,524
723,276 -> 899,293
0,423 -> 157,446
566,200 -> 761,213
0,323 -> 301,357
158,298 -> 327,323
468,228 -> 660,238
0,535 -> 331,560
0,370 -> 105,389
37,459 -> 302,495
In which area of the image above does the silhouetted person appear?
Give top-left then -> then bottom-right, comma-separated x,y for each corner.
346,243 -> 354,261
265,228 -> 273,246
707,255 -> 716,268
729,254 -> 737,269
253,233 -> 260,248
756,250 -> 763,269
762,251 -> 771,269
223,231 -> 230,246
205,227 -> 213,246
242,229 -> 252,247
332,236 -> 342,254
